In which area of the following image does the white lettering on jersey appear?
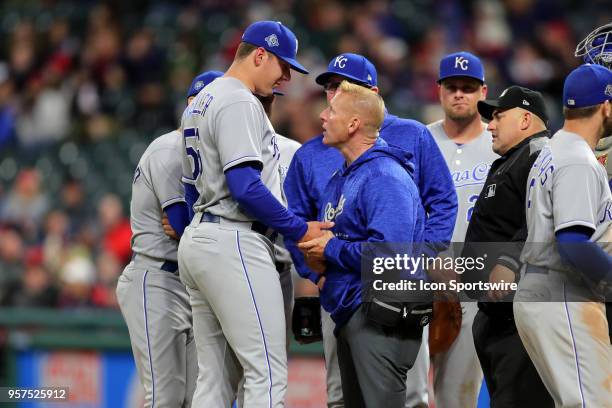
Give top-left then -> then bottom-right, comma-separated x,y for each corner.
324,194 -> 346,222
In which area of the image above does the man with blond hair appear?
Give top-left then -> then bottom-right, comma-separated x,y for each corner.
299,81 -> 429,408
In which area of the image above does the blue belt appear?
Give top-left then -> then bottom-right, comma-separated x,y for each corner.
525,264 -> 548,275
161,260 -> 179,273
200,212 -> 278,242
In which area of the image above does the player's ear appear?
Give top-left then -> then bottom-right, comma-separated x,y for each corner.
347,116 -> 360,135
480,84 -> 488,100
521,111 -> 532,131
253,47 -> 266,67
370,86 -> 380,94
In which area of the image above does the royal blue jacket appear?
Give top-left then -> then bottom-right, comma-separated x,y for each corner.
284,113 -> 457,283
317,140 -> 425,328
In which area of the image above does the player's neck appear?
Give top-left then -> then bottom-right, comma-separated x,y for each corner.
442,115 -> 485,144
340,139 -> 376,165
563,120 -> 601,150
225,64 -> 256,93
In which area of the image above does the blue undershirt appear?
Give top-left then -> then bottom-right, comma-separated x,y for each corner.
556,226 -> 612,282
225,162 -> 307,242
164,202 -> 190,238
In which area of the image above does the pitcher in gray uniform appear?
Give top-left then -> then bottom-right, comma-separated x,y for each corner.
116,70 -> 222,408
406,51 -> 494,408
177,21 -> 330,408
514,64 -> 612,407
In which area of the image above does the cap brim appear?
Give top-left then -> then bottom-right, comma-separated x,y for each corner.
315,71 -> 371,87
280,56 -> 309,74
477,99 -> 502,120
438,74 -> 485,84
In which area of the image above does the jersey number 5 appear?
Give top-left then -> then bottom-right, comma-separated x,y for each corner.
184,127 -> 202,180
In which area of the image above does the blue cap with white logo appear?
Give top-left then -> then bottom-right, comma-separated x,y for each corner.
187,70 -> 224,98
241,21 -> 309,74
315,53 -> 377,87
563,63 -> 612,108
438,51 -> 485,84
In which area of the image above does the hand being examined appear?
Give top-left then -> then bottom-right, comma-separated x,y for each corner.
298,230 -> 335,273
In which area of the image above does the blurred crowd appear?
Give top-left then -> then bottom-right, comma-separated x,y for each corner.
0,0 -> 609,308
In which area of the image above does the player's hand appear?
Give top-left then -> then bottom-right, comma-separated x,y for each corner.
487,264 -> 516,301
299,221 -> 334,243
298,230 -> 334,261
162,214 -> 179,241
317,276 -> 326,291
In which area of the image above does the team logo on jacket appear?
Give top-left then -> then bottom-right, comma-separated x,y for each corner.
485,183 -> 496,198
324,195 -> 345,222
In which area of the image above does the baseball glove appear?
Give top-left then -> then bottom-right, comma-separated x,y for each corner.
292,297 -> 323,344
428,293 -> 462,355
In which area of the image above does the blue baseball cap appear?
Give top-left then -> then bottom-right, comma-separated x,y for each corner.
438,51 -> 485,84
187,70 -> 224,98
563,64 -> 612,108
241,21 -> 308,74
315,53 -> 377,87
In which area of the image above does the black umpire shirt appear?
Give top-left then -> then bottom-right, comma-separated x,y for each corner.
461,130 -> 550,313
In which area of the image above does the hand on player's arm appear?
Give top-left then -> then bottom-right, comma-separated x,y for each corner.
299,221 -> 334,243
487,264 -> 516,301
162,213 -> 179,240
298,230 -> 335,273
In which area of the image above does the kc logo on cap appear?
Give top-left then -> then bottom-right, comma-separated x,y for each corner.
438,51 -> 485,83
455,56 -> 469,71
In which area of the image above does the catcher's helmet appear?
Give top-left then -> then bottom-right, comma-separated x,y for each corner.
575,22 -> 612,69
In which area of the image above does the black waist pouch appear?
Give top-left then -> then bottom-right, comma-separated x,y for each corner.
365,297 -> 433,328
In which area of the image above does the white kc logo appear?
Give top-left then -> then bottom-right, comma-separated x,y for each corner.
334,56 -> 348,69
455,56 -> 469,70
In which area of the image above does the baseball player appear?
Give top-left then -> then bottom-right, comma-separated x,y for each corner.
575,22 -> 612,342
406,51 -> 495,408
514,64 -> 612,407
116,70 -> 223,408
283,53 -> 457,408
177,21 -> 331,407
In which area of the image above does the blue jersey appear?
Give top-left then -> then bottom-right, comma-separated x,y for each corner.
317,140 -> 425,328
284,112 -> 457,283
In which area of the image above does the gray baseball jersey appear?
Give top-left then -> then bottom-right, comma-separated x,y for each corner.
515,129 -> 612,407
428,120 -> 498,242
131,130 -> 185,262
181,77 -> 284,222
421,120 -> 495,408
522,129 -> 612,272
118,129 -> 197,407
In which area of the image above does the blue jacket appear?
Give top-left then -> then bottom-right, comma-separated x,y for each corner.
284,113 -> 457,283
318,140 -> 425,328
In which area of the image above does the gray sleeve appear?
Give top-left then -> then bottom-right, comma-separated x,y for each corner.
215,101 -> 265,172
553,164 -> 601,232
147,148 -> 185,209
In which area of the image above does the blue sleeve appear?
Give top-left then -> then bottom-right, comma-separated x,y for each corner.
608,178 -> 612,193
324,175 -> 420,275
225,163 -> 308,242
283,151 -> 322,283
165,202 -> 190,238
417,127 -> 458,256
184,183 -> 198,221
556,226 -> 612,282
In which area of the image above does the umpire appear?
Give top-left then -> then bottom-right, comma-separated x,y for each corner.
461,86 -> 554,407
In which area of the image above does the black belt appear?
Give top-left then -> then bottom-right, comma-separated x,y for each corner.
200,212 -> 278,242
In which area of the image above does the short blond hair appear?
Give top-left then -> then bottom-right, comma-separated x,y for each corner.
337,80 -> 385,135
